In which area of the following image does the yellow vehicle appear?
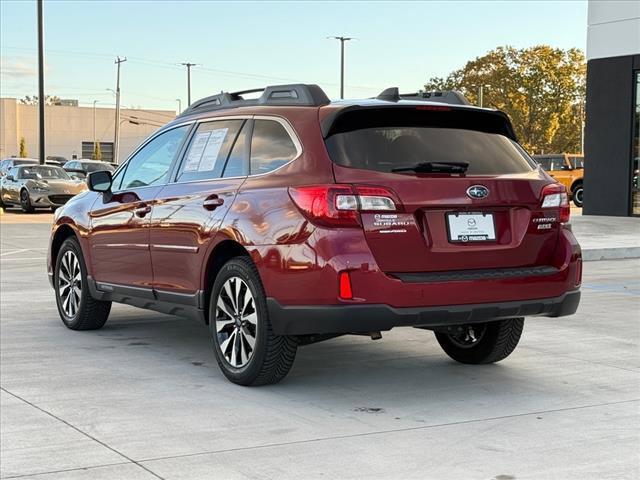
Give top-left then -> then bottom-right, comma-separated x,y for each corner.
533,154 -> 584,207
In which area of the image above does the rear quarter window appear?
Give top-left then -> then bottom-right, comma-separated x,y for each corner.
250,119 -> 299,175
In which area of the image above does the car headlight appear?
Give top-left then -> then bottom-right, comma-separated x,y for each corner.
32,185 -> 50,193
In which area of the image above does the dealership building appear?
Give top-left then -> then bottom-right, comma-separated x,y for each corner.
584,0 -> 640,216
0,98 -> 175,163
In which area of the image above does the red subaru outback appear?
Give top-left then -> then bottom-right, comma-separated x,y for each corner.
47,84 -> 581,386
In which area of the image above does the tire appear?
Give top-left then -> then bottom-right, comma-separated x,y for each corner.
572,184 -> 583,208
54,237 -> 111,330
209,256 -> 297,386
20,189 -> 34,213
435,318 -> 524,364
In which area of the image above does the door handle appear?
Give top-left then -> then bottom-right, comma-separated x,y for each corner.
203,195 -> 224,211
134,204 -> 152,218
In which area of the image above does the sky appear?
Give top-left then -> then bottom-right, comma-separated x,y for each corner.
1,1 -> 588,112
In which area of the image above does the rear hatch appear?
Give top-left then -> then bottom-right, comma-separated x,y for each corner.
323,105 -> 561,273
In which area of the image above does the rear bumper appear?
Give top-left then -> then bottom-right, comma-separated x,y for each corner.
267,290 -> 580,335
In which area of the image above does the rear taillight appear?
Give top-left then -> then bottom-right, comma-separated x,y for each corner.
288,184 -> 398,228
541,184 -> 570,224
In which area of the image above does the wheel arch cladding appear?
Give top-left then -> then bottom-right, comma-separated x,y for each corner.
202,240 -> 255,324
51,225 -> 78,269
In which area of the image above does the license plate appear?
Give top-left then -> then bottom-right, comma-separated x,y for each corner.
447,212 -> 496,242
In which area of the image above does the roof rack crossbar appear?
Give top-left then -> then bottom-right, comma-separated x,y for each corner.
179,83 -> 330,117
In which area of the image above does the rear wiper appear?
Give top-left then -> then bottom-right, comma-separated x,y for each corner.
392,161 -> 469,173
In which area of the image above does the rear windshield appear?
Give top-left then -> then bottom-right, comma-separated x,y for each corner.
326,127 -> 535,175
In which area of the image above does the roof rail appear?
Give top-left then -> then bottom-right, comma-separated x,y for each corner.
374,87 -> 470,106
179,84 -> 330,117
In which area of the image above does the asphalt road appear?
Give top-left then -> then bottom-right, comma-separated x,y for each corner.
1,215 -> 638,480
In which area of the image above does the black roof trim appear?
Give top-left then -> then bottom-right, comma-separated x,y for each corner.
179,84 -> 330,117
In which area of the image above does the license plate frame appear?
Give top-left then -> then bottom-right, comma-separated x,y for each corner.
446,211 -> 496,243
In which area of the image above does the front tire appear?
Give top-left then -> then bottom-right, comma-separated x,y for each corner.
435,318 -> 524,364
54,237 -> 111,330
210,257 -> 297,386
20,189 -> 34,213
572,184 -> 583,208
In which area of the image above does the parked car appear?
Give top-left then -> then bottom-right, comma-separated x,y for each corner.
47,84 -> 582,386
63,159 -> 115,179
46,155 -> 69,165
0,164 -> 87,212
0,158 -> 38,177
532,154 -> 584,207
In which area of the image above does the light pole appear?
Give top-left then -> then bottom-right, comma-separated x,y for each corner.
175,98 -> 182,114
37,0 -> 45,165
181,63 -> 198,105
113,56 -> 127,164
328,36 -> 354,99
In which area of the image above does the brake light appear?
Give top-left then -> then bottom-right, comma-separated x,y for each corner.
289,185 -> 398,228
541,184 -> 570,224
338,271 -> 353,300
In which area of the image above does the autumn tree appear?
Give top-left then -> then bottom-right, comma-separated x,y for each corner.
19,137 -> 27,158
424,46 -> 586,154
93,141 -> 102,160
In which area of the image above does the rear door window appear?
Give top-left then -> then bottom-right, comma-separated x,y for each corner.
250,119 -> 299,175
176,120 -> 244,182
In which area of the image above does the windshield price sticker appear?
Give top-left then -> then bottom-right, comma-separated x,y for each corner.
447,212 -> 496,242
184,131 -> 212,172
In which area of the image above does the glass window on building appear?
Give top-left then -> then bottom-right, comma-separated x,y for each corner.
633,71 -> 640,215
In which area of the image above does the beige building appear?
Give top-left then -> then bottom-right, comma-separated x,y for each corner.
0,98 -> 176,163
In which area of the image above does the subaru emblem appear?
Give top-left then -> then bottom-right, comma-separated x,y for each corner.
466,185 -> 489,199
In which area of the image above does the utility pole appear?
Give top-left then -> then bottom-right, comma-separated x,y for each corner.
478,85 -> 484,108
181,63 -> 198,105
113,56 -> 126,164
328,36 -> 353,99
37,0 -> 45,165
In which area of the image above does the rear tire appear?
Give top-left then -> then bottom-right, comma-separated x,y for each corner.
54,237 -> 111,330
435,318 -> 524,364
572,183 -> 583,208
20,189 -> 34,213
209,256 -> 298,386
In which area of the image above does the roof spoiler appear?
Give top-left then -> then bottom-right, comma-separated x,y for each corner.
179,84 -> 331,117
375,87 -> 470,106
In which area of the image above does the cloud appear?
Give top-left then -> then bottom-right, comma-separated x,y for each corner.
0,56 -> 37,79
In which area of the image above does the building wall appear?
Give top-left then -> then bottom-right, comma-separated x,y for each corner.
583,1 -> 640,216
0,98 -> 176,162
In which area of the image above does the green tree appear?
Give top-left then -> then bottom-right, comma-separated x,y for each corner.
424,46 -> 586,154
19,137 -> 27,158
92,141 -> 102,160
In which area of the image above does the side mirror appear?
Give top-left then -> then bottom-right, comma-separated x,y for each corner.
6,175 -> 14,181
87,170 -> 112,192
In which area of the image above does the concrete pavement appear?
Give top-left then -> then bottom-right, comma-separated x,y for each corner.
1,219 -> 639,479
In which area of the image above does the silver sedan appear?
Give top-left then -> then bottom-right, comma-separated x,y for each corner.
0,164 -> 87,213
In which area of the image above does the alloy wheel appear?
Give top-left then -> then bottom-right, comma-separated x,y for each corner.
58,250 -> 82,318
215,277 -> 258,368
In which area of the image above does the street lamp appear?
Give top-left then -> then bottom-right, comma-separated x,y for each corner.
476,84 -> 491,108
327,36 -> 354,99
175,98 -> 182,114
